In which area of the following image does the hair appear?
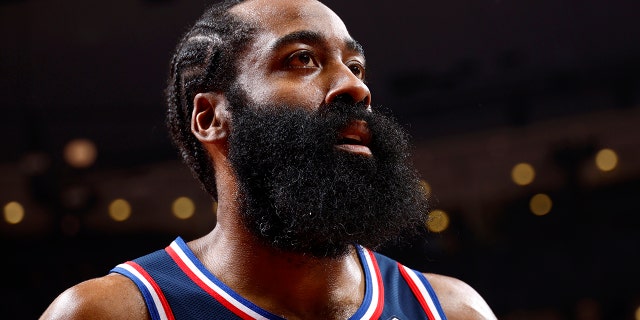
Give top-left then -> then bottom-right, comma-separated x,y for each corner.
166,0 -> 255,200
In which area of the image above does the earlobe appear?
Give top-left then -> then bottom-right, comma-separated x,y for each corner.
191,92 -> 231,143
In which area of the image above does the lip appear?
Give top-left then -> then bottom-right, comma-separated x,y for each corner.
335,120 -> 372,156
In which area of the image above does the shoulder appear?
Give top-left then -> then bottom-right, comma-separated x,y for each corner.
424,273 -> 497,320
40,273 -> 149,320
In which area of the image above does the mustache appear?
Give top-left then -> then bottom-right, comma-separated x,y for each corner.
233,99 -> 377,145
317,99 -> 372,121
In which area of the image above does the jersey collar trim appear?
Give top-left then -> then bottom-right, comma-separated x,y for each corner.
166,237 -> 384,320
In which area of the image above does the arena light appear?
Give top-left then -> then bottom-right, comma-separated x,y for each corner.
109,199 -> 132,222
595,148 -> 618,172
3,201 -> 25,224
575,298 -> 600,319
20,151 -> 51,175
530,193 -> 552,216
64,138 -> 97,168
60,214 -> 80,236
511,162 -> 535,186
60,184 -> 92,210
426,209 -> 450,233
420,179 -> 432,196
172,197 -> 195,220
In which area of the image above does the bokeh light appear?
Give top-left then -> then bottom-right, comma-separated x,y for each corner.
3,201 -> 25,224
595,148 -> 618,172
172,197 -> 195,220
635,305 -> 640,320
530,193 -> 552,216
109,199 -> 132,222
60,184 -> 92,210
575,297 -> 600,320
420,179 -> 432,196
64,138 -> 97,168
511,162 -> 536,186
426,209 -> 450,233
60,214 -> 80,236
20,151 -> 51,175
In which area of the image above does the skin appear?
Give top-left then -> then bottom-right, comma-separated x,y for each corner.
40,0 -> 497,319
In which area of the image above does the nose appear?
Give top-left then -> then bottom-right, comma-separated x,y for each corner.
324,65 -> 371,107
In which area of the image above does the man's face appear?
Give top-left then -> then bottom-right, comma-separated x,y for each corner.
223,0 -> 430,258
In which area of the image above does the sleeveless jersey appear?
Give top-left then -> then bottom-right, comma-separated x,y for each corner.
110,237 -> 447,320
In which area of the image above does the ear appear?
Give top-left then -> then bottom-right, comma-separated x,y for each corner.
191,92 -> 231,143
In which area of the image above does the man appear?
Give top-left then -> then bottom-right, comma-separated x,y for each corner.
41,0 -> 497,319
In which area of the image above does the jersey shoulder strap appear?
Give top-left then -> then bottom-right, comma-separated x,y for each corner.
372,251 -> 448,320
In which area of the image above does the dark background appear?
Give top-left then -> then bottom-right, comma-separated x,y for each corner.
2,0 -> 639,319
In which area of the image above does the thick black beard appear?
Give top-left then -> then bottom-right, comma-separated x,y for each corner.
226,94 -> 430,259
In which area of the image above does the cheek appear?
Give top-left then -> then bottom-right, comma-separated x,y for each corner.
241,78 -> 326,110
273,84 -> 324,109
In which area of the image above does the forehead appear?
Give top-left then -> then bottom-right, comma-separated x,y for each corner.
230,0 -> 356,51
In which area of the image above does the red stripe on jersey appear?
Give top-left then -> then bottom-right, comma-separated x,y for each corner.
126,261 -> 176,320
397,262 -> 436,320
366,249 -> 385,319
165,245 -> 255,320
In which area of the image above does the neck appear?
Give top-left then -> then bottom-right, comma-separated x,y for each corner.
189,201 -> 365,319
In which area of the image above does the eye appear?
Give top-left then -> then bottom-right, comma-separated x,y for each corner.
286,50 -> 319,69
347,62 -> 366,80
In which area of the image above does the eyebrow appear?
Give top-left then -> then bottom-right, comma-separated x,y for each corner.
270,30 -> 365,57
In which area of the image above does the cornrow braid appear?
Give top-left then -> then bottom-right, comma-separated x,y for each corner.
166,0 -> 254,200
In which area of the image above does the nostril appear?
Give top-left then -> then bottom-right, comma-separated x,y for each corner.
330,93 -> 371,108
333,93 -> 356,105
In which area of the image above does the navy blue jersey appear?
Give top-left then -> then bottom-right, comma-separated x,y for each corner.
111,237 -> 447,320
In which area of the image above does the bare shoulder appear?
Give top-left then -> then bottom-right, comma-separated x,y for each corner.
425,273 -> 497,320
40,273 -> 149,320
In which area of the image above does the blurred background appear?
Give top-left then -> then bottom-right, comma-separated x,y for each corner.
1,0 -> 639,318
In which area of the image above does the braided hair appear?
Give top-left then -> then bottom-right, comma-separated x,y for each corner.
166,0 -> 254,200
